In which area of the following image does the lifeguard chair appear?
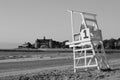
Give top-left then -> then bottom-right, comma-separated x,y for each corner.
66,10 -> 110,72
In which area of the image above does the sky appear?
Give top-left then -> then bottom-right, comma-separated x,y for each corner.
0,0 -> 120,49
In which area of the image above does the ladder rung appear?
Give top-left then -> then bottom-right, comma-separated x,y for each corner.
75,64 -> 97,68
75,55 -> 94,59
66,41 -> 81,45
70,42 -> 91,47
74,48 -> 93,52
66,39 -> 91,46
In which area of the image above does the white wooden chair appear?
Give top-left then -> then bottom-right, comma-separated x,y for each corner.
66,10 -> 110,72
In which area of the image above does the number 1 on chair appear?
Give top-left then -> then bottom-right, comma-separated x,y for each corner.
81,28 -> 90,40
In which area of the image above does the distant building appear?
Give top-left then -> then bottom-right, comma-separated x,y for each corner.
18,36 -> 69,49
34,36 -> 69,48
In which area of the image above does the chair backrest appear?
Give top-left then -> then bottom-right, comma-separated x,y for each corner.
80,25 -> 103,46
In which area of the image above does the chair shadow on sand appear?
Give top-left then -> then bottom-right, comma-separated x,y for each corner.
100,68 -> 120,72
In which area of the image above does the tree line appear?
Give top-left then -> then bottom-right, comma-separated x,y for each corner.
103,38 -> 120,49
